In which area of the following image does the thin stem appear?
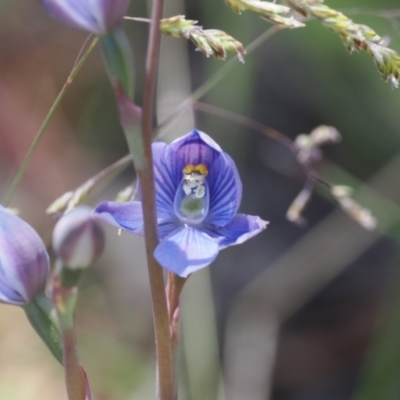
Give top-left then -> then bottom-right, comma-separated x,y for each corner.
51,272 -> 86,400
140,0 -> 174,400
124,16 -> 151,23
72,34 -> 94,69
2,36 -> 99,207
190,26 -> 282,102
193,101 -> 297,153
192,101 -> 340,224
154,25 -> 282,139
166,272 -> 186,343
286,176 -> 315,226
65,154 -> 132,211
63,329 -> 86,400
166,273 -> 186,396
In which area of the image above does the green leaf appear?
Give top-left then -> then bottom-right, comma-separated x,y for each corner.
24,292 -> 63,364
100,26 -> 134,99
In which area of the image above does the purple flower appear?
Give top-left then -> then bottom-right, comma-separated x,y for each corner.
95,130 -> 268,278
0,206 -> 49,305
39,0 -> 131,35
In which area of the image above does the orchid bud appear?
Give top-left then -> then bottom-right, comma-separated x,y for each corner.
52,206 -> 105,269
0,205 -> 49,306
39,0 -> 131,35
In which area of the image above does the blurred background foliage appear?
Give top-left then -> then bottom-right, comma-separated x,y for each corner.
1,0 -> 400,399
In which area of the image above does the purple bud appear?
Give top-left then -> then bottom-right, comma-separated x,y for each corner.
0,206 -> 49,306
52,206 -> 105,269
39,0 -> 131,35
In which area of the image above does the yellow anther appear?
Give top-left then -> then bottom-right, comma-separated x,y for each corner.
196,164 -> 208,175
183,164 -> 196,174
183,163 -> 208,175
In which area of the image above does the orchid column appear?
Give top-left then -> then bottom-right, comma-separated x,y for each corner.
39,1 -> 174,399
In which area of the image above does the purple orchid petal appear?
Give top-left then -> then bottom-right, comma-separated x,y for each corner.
39,0 -> 130,34
157,220 -> 181,241
206,152 -> 242,227
169,130 -> 222,169
154,226 -> 219,278
169,130 -> 242,226
95,201 -> 143,233
205,214 -> 268,249
0,206 -> 49,305
151,142 -> 183,219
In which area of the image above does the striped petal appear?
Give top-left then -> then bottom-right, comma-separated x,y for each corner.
154,226 -> 219,278
169,129 -> 222,169
0,206 -> 49,305
205,214 -> 268,249
39,0 -> 130,34
94,201 -> 179,239
157,220 -> 181,241
151,142 -> 183,219
168,130 -> 242,226
95,201 -> 143,234
206,152 -> 242,226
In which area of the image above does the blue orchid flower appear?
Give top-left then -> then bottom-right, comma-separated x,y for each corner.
39,0 -> 131,35
95,130 -> 268,278
0,206 -> 49,305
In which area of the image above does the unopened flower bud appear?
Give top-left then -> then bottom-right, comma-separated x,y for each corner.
53,206 -> 105,269
0,207 -> 62,362
0,205 -> 49,306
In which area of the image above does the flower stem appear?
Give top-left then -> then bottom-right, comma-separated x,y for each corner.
62,328 -> 86,400
2,36 -> 98,207
166,272 -> 187,391
139,0 -> 174,399
51,274 -> 86,400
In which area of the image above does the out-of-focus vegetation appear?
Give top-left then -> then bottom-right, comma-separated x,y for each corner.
1,0 -> 400,399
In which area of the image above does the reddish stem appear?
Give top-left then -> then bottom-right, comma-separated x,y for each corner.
140,0 -> 175,398
51,275 -> 86,400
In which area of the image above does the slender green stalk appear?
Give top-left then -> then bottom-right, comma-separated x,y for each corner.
191,25 -> 282,102
2,36 -> 99,207
155,25 -> 282,138
140,0 -> 174,399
